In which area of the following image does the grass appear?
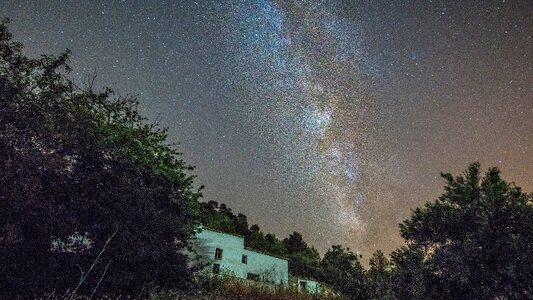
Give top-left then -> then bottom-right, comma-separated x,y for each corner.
151,274 -> 342,300
39,273 -> 341,299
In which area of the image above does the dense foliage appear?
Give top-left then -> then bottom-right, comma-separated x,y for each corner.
0,19 -> 201,297
201,164 -> 533,300
199,201 -> 320,268
366,250 -> 394,299
393,162 -> 533,299
319,245 -> 367,299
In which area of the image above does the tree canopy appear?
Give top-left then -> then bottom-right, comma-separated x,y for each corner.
198,163 -> 533,299
320,245 -> 367,299
0,18 -> 201,297
394,162 -> 533,299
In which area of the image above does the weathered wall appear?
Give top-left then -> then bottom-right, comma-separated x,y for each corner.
243,248 -> 289,285
191,228 -> 288,285
297,278 -> 320,294
193,228 -> 246,277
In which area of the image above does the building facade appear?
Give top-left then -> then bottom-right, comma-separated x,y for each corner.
191,228 -> 289,286
297,278 -> 320,294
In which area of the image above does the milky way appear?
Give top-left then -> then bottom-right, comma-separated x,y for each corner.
220,0 -> 391,233
2,0 -> 532,260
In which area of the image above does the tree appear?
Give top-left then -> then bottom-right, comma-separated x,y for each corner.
234,213 -> 250,236
320,245 -> 368,299
367,250 -> 395,299
283,231 -> 319,264
199,201 -> 251,237
395,162 -> 533,299
390,245 -> 428,299
283,232 -> 308,254
281,231 -> 321,279
0,18 -> 201,297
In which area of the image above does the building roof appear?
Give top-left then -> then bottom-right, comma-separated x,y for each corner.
197,226 -> 289,260
244,247 -> 288,261
196,225 -> 245,238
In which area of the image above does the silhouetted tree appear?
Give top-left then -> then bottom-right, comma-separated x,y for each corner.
320,245 -> 368,299
283,232 -> 308,254
394,162 -> 533,299
367,250 -> 395,299
234,213 -> 250,236
390,245 -> 428,299
0,18 -> 201,297
250,224 -> 260,234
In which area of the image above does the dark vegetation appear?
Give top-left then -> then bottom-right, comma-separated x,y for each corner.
0,18 -> 201,297
393,163 -> 533,299
1,19 -> 532,299
200,201 -> 369,298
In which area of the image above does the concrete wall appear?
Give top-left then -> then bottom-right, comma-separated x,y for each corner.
297,278 -> 320,294
191,228 -> 288,286
193,228 -> 245,277
243,248 -> 288,285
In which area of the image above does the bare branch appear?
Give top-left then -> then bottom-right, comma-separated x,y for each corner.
89,260 -> 112,299
69,226 -> 119,300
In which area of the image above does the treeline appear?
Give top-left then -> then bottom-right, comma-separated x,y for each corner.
199,201 -> 320,271
2,18 -> 533,299
199,200 -> 370,298
199,167 -> 533,300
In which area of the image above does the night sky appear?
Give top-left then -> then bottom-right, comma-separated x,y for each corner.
2,0 -> 532,260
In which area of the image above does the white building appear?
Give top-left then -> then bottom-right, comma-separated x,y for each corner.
297,278 -> 320,294
191,228 -> 289,286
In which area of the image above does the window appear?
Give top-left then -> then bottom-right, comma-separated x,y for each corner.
242,255 -> 248,264
214,248 -> 223,260
212,263 -> 220,274
300,281 -> 307,290
247,273 -> 259,281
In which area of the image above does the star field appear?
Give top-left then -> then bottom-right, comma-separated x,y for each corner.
2,0 -> 532,260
